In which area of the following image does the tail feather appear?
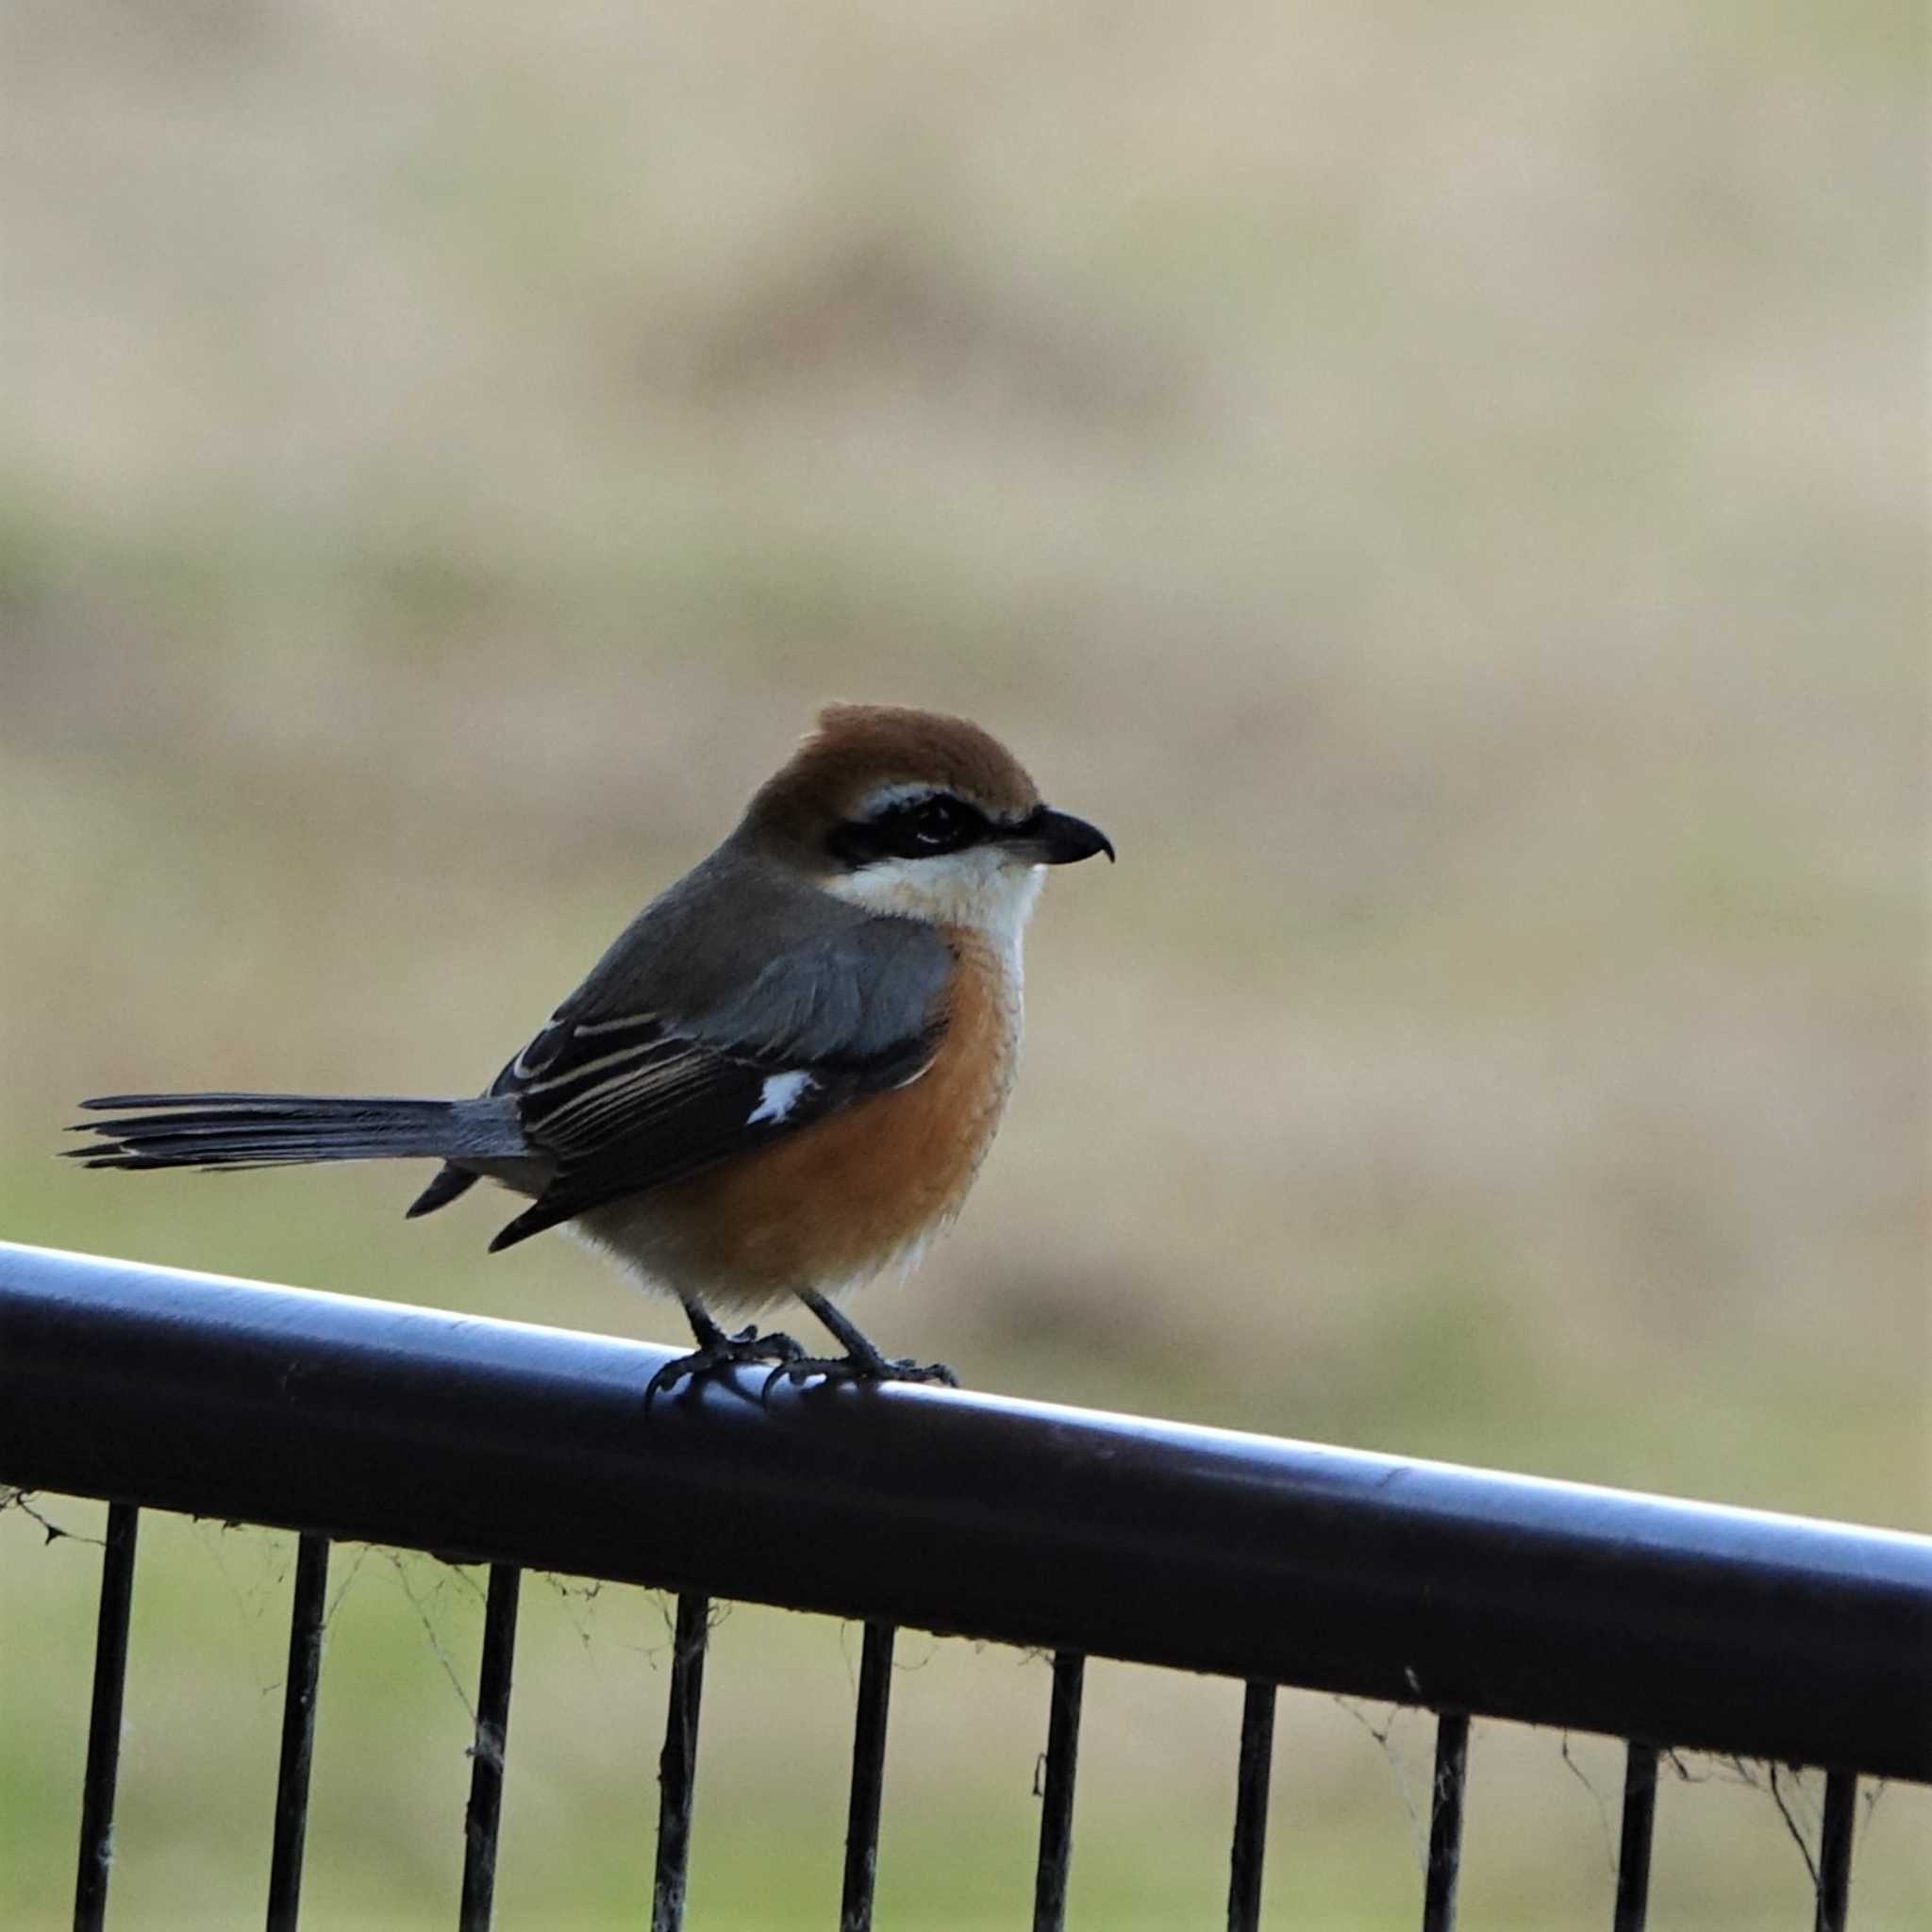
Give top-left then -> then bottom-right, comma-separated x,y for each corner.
406,1163 -> 482,1219
66,1091 -> 523,1173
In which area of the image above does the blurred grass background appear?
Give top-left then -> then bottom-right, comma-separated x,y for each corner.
1,1 -> 1925,1925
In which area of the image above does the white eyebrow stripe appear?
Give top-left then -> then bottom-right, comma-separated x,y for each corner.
746,1070 -> 815,1125
855,781 -> 943,815
852,780 -> 1003,820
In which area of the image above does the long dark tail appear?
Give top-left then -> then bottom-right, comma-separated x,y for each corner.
66,1091 -> 523,1174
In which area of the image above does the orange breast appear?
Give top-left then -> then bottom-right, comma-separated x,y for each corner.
631,930 -> 1020,1309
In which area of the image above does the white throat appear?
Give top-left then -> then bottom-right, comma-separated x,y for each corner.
823,848 -> 1045,959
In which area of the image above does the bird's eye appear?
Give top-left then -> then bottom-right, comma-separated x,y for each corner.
902,796 -> 967,849
826,791 -> 988,867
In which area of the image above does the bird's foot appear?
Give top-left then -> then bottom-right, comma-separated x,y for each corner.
779,1289 -> 958,1393
761,1351 -> 958,1397
646,1324 -> 806,1401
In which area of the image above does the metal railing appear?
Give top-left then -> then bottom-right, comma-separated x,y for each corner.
2,1239 -> 1928,1931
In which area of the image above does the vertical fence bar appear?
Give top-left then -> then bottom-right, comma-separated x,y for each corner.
653,1592 -> 710,1932
839,1621 -> 897,1932
75,1501 -> 141,1932
1611,1741 -> 1657,1932
1031,1651 -> 1087,1932
1226,1680 -> 1277,1932
1812,1771 -> 1857,1932
458,1564 -> 523,1932
1420,1711 -> 1470,1932
265,1534 -> 331,1932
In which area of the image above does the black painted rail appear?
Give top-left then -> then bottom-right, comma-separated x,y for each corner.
3,1240 -> 1929,1931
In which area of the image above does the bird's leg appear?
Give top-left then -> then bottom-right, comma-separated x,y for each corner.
644,1299 -> 807,1400
763,1289 -> 958,1393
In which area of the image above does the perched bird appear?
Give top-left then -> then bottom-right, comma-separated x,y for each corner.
69,704 -> 1113,1390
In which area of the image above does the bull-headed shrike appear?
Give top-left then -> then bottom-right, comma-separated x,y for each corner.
70,704 -> 1113,1391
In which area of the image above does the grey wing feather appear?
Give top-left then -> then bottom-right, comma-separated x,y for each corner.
677,921 -> 956,1063
478,911 -> 954,1251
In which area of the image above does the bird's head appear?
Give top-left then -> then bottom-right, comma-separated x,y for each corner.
741,703 -> 1113,939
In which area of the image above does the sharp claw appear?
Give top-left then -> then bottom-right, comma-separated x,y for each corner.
645,1325 -> 807,1401
760,1358 -> 804,1402
760,1354 -> 958,1392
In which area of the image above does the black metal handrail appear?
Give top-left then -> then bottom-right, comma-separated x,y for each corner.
5,1239 -> 1929,1779
4,1239 -> 1929,1932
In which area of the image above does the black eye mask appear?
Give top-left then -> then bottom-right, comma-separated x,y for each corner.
827,793 -> 991,868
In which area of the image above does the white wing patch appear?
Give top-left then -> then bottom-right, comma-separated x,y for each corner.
746,1070 -> 815,1126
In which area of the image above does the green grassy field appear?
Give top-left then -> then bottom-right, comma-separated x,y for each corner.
3,2 -> 1926,1925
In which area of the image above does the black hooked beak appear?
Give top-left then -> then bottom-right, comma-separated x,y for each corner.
1006,806 -> 1116,866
